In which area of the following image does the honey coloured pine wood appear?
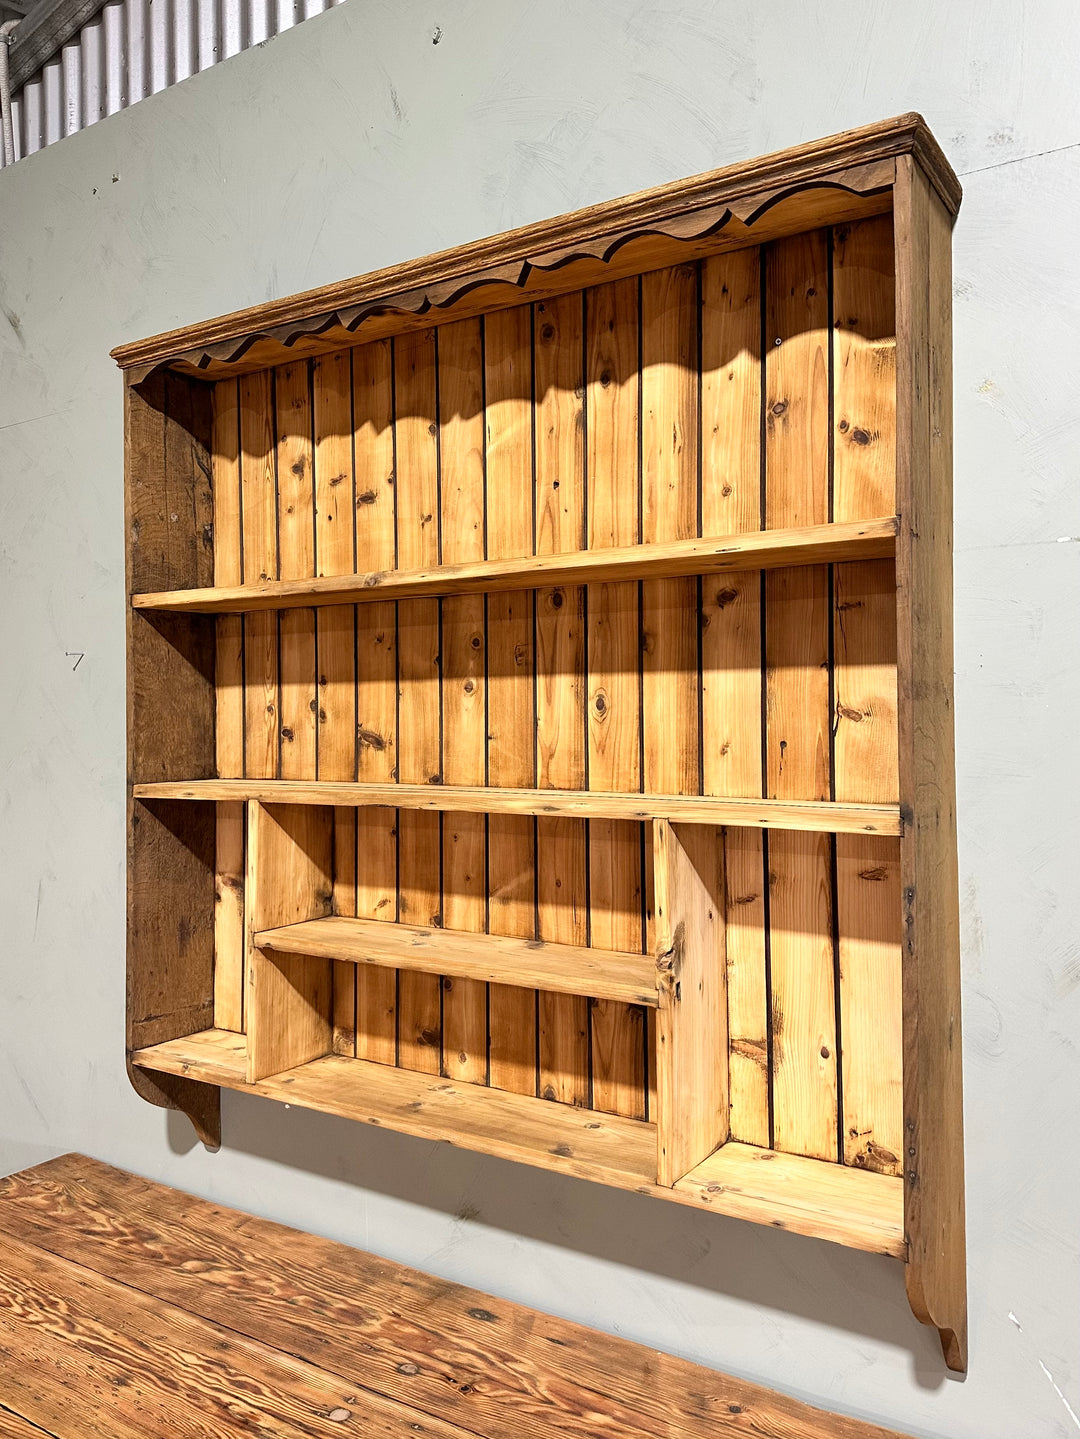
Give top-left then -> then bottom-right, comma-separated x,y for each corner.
119,116 -> 964,1369
0,1155 -> 913,1439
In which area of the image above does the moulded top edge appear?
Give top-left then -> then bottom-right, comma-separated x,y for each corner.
111,113 -> 959,382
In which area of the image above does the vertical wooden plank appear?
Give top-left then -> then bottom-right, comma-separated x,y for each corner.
700,246 -> 768,1146
641,264 -> 699,1126
240,371 -> 279,781
246,803 -> 333,1083
895,157 -> 966,1371
832,215 -> 902,1177
211,380 -> 245,1032
641,264 -> 700,797
276,363 -> 317,782
764,230 -> 837,1163
534,292 -> 588,1107
484,305 -> 538,1096
653,820 -> 727,1185
585,277 -> 646,1119
353,340 -> 399,1064
439,318 -> 489,1084
314,350 -> 359,1056
394,329 -> 443,1075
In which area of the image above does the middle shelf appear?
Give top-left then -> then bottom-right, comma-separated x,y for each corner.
130,515 -> 898,613
256,914 -> 659,1008
132,780 -> 902,836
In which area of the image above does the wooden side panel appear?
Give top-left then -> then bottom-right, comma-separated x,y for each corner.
700,246 -> 768,1146
313,350 -> 359,1056
240,371 -> 279,781
353,340 -> 398,1064
585,278 -> 647,1119
126,372 -> 219,1147
211,379 -> 245,1032
895,157 -> 966,1371
654,821 -> 727,1185
439,317 -> 489,1084
394,331 -> 443,1075
764,231 -> 837,1163
246,804 -> 333,1082
484,306 -> 538,1096
534,293 -> 589,1107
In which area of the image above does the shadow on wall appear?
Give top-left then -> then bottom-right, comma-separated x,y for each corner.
168,1096 -> 952,1393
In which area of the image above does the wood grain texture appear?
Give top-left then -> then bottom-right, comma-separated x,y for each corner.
211,379 -> 245,1032
246,804 -> 333,1082
240,370 -> 279,781
394,330 -> 443,1074
134,780 -> 901,835
895,155 -> 967,1372
0,1223 -> 471,1439
438,317 -> 489,1084
653,822 -> 728,1185
255,916 -> 658,1008
534,292 -> 589,1108
484,305 -> 539,1096
764,230 -> 837,1165
353,339 -> 398,1064
275,362 -> 317,783
0,1154 -> 909,1438
112,114 -> 959,379
585,277 -> 646,1120
313,349 -> 359,1055
132,518 -> 898,612
699,244 -> 768,1146
125,371 -> 220,1149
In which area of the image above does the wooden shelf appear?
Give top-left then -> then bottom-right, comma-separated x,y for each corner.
256,915 -> 659,1008
133,780 -> 901,837
130,518 -> 897,613
131,1029 -> 905,1258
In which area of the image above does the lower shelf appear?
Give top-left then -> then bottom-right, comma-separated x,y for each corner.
131,1029 -> 906,1260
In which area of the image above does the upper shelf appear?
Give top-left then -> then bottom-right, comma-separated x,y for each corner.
132,779 -> 902,836
131,517 -> 898,613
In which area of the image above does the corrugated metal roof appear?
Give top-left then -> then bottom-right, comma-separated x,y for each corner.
4,0 -> 341,165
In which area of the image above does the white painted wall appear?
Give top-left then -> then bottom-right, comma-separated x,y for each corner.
1,4 -> 1078,1435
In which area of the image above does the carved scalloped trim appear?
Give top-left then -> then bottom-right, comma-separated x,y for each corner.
132,165 -> 891,382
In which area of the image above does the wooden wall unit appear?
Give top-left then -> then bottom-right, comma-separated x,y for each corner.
117,114 -> 966,1369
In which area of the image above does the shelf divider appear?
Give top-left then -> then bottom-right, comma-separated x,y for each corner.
132,780 -> 902,837
131,517 -> 898,614
255,915 -> 659,1008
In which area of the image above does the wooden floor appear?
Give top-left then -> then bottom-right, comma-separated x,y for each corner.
0,1155 -> 906,1439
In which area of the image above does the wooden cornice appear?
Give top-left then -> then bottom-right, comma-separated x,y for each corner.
112,112 -> 959,382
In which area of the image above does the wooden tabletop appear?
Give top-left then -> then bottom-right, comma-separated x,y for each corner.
0,1153 -> 907,1438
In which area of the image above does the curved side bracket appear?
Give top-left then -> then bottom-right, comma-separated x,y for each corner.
128,1060 -> 221,1152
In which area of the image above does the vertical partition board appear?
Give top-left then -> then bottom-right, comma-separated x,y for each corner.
484,306 -> 539,1097
239,372 -> 280,783
125,371 -> 219,1147
763,230 -> 838,1164
353,341 -> 398,1064
313,350 -> 359,1056
439,318 -> 489,1085
394,332 -> 444,1075
534,293 -> 589,1108
211,380 -> 245,1032
585,278 -> 647,1119
895,156 -> 967,1372
246,804 -> 334,1083
653,821 -> 727,1186
699,246 -> 768,1147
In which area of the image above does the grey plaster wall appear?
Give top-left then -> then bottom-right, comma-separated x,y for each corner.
1,4 -> 1078,1435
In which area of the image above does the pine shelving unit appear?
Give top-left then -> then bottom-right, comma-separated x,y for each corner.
117,114 -> 966,1368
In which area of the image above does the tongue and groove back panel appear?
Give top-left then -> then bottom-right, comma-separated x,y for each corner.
207,216 -> 901,1171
